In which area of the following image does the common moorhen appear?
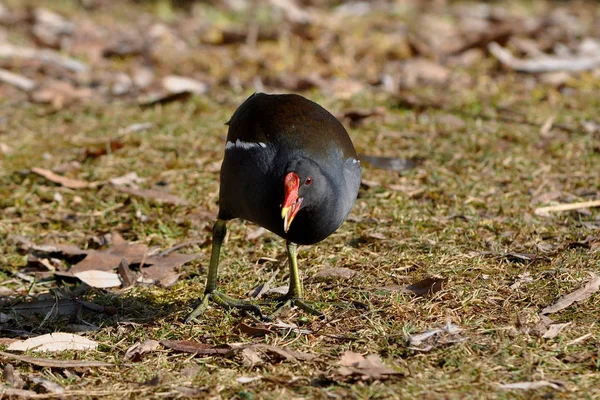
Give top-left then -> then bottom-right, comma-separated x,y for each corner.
187,93 -> 361,321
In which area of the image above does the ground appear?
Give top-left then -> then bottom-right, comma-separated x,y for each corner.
1,0 -> 599,399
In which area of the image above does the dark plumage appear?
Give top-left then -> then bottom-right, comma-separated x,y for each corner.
219,92 -> 361,244
187,92 -> 361,321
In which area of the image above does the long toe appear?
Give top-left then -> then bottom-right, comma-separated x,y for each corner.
186,290 -> 267,322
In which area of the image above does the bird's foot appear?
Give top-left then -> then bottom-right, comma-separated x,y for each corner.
186,290 -> 266,323
270,294 -> 324,319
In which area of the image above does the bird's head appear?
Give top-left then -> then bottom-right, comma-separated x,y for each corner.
281,159 -> 325,232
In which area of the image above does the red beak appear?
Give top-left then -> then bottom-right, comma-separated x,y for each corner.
281,172 -> 303,232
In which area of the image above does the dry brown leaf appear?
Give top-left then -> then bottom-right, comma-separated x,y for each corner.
124,339 -> 161,361
141,253 -> 199,287
7,332 -> 98,352
541,272 -> 600,315
337,351 -> 401,380
404,277 -> 447,296
400,58 -> 450,87
313,267 -> 357,281
31,167 -> 95,189
235,322 -> 273,337
241,347 -> 264,366
0,387 -> 39,397
0,351 -> 112,368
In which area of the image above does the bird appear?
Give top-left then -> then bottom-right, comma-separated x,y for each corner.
186,92 -> 361,322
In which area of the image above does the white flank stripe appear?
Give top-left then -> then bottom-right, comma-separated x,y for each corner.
226,139 -> 267,150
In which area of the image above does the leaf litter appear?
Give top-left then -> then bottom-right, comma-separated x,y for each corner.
540,272 -> 600,315
7,332 -> 98,352
23,232 -> 199,288
336,351 -> 402,381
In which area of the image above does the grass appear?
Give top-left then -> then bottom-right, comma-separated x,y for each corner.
1,0 -> 600,399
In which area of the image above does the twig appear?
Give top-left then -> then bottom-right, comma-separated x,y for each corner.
0,68 -> 36,91
489,42 -> 600,73
535,200 -> 600,216
0,44 -> 88,73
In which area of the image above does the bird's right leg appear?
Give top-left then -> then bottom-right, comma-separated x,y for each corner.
186,219 -> 265,322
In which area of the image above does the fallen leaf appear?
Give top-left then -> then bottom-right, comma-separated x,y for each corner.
162,75 -> 208,95
359,155 -> 418,172
404,277 -> 447,296
541,272 -> 600,314
30,80 -> 92,109
73,270 -> 121,288
31,167 -> 95,189
542,323 -> 571,339
235,322 -> 273,337
497,380 -> 565,390
29,376 -> 65,394
124,339 -> 161,361
534,200 -> 600,217
399,58 -> 450,87
408,320 -> 463,348
0,68 -> 36,91
490,41 -> 600,73
138,91 -> 192,108
120,122 -> 154,134
241,347 -> 264,366
236,376 -> 263,384
313,267 -> 357,281
0,387 -> 38,397
0,351 -> 112,368
338,107 -> 385,126
247,269 -> 279,299
337,351 -> 401,380
109,172 -> 145,187
7,332 -> 98,352
141,253 -> 199,287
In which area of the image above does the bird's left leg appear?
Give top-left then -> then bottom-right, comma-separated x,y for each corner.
186,219 -> 265,322
270,241 -> 323,318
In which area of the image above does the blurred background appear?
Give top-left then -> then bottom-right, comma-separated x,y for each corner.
1,0 -> 599,111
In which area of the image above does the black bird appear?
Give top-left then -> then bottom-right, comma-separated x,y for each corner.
187,93 -> 361,321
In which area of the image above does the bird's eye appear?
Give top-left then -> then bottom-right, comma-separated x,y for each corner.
305,177 -> 313,185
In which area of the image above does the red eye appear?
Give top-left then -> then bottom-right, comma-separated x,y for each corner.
305,177 -> 313,185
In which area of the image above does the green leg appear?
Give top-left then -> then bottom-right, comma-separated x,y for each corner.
186,219 -> 265,322
270,241 -> 323,318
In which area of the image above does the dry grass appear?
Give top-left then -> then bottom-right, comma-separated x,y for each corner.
1,1 -> 600,399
